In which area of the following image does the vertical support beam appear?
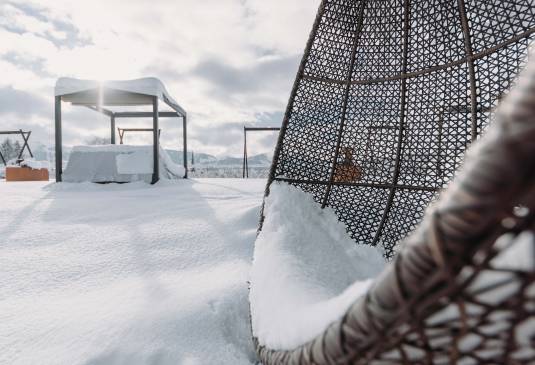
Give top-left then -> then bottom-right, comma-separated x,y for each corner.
457,0 -> 478,142
55,96 -> 63,182
321,0 -> 367,208
265,0 -> 328,196
110,115 -> 116,144
370,0 -> 411,247
151,96 -> 159,184
183,115 -> 188,178
245,132 -> 249,178
437,108 -> 444,178
242,127 -> 247,178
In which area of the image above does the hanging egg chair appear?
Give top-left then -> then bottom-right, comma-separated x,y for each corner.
249,0 -> 535,363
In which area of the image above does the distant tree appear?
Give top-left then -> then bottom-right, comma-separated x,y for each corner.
190,151 -> 196,173
0,138 -> 17,161
13,140 -> 22,159
86,137 -> 110,145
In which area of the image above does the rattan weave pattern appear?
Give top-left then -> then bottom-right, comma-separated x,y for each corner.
267,0 -> 535,259
255,39 -> 535,365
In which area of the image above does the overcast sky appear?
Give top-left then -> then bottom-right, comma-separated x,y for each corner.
0,0 -> 320,156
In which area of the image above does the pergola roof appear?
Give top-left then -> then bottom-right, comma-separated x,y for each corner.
55,77 -> 186,117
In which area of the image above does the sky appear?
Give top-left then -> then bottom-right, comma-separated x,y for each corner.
0,0 -> 320,157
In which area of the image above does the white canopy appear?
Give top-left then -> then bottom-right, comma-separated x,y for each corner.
55,77 -> 186,116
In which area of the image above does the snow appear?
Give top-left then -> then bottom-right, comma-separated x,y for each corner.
54,77 -> 182,112
249,182 -> 386,350
19,159 -> 50,170
250,182 -> 534,353
63,145 -> 185,183
1,177 -> 531,363
116,149 -> 154,174
0,179 -> 265,365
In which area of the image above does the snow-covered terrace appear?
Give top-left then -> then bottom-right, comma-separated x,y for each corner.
0,179 -> 264,364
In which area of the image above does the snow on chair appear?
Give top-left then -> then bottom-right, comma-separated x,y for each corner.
250,1 -> 535,364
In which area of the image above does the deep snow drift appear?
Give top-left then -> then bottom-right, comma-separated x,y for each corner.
0,179 -> 264,365
249,182 -> 534,352
250,183 -> 386,350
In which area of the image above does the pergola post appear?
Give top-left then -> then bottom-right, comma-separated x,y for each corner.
151,96 -> 159,184
183,115 -> 188,178
243,127 -> 248,178
55,96 -> 62,182
110,114 -> 116,144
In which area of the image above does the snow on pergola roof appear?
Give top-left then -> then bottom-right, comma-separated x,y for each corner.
55,77 -> 186,117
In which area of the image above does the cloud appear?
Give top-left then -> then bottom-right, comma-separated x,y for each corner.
0,0 -> 321,156
192,54 -> 299,98
0,86 -> 48,116
0,1 -> 90,48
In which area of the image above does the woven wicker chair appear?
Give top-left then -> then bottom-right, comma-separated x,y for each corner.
251,1 -> 535,364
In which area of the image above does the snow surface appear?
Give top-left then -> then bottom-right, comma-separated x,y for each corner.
0,179 -> 265,365
249,182 -> 386,350
19,159 -> 50,170
116,149 -> 154,174
55,77 -> 182,111
250,182 -> 535,352
63,145 -> 185,183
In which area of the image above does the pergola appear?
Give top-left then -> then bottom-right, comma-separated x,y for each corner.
54,78 -> 187,183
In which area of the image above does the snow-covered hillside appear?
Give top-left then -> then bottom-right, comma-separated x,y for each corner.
0,179 -> 265,365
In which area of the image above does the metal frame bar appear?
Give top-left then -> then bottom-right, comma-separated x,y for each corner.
457,0 -> 478,142
242,127 -> 280,178
55,90 -> 188,183
370,0 -> 411,247
321,0 -> 367,208
55,96 -> 62,181
114,112 -> 179,118
117,128 -> 161,145
300,27 -> 535,87
151,96 -> 159,184
183,115 -> 188,178
0,130 -> 34,166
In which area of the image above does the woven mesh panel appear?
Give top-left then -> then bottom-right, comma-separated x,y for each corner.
269,0 -> 535,259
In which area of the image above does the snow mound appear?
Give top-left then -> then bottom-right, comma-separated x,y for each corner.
20,159 -> 50,170
63,145 -> 185,183
250,182 -> 386,350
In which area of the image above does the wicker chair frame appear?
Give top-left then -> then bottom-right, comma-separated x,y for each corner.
265,0 -> 535,260
252,0 -> 535,363
254,47 -> 535,365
